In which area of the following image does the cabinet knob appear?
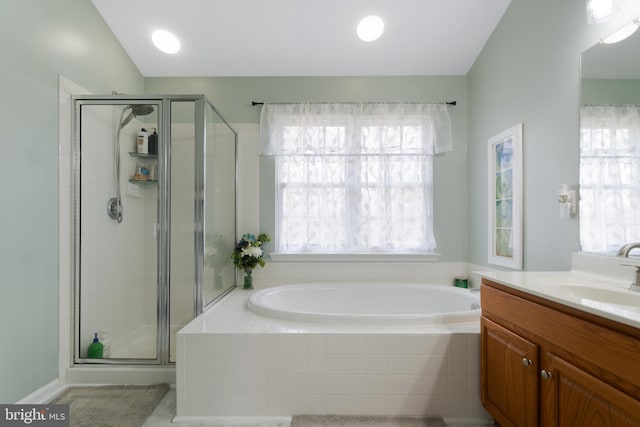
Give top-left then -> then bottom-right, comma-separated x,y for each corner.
522,357 -> 532,367
540,370 -> 552,379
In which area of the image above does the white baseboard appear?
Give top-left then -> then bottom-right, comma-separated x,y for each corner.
15,379 -> 67,404
173,415 -> 292,425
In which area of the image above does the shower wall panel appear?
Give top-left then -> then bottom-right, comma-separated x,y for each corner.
203,122 -> 237,306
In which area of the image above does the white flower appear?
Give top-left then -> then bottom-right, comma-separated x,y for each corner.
242,246 -> 263,258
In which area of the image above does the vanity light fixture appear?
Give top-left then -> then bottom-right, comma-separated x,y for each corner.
152,29 -> 181,54
558,184 -> 577,219
586,0 -> 614,24
357,15 -> 384,42
602,19 -> 640,44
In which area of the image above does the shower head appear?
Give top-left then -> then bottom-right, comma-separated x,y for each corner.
111,103 -> 155,224
119,104 -> 154,129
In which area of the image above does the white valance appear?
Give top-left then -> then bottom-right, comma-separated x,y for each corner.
259,102 -> 453,156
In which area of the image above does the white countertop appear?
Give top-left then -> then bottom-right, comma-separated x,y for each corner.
475,269 -> 640,330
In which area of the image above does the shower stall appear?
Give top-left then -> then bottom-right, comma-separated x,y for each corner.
72,95 -> 236,365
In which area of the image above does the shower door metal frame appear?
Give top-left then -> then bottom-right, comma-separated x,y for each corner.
71,94 -> 237,366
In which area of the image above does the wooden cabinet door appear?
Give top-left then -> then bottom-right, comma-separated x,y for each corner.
543,353 -> 640,427
482,317 -> 539,427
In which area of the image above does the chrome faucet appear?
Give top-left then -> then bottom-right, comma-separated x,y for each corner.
617,242 -> 640,257
627,266 -> 640,292
619,242 -> 640,291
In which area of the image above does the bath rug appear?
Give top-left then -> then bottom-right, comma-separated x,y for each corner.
49,383 -> 169,427
291,414 -> 446,427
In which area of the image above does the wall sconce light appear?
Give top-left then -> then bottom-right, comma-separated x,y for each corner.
558,184 -> 577,219
586,0 -> 615,24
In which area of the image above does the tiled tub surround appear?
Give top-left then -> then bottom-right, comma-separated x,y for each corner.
176,287 -> 491,425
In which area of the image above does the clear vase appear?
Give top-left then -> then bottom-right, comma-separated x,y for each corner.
243,269 -> 253,290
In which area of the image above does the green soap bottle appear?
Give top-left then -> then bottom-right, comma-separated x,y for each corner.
87,333 -> 104,359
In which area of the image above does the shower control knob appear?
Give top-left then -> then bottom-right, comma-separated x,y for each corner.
521,357 -> 532,367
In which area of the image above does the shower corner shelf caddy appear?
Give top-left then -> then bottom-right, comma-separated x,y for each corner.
128,152 -> 158,186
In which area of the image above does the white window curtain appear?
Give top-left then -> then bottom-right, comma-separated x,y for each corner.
259,102 -> 453,253
580,105 -> 640,253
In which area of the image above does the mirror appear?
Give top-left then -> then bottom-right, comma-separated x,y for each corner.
581,25 -> 640,100
580,23 -> 640,254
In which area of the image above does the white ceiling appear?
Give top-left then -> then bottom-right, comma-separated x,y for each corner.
91,0 -> 511,77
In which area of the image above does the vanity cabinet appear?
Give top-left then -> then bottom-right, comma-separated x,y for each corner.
482,317 -> 539,426
481,279 -> 640,427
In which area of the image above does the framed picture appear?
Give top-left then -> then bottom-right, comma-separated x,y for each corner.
488,123 -> 523,269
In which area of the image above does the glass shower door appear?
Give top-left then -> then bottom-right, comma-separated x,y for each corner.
73,95 -> 237,366
76,101 -> 160,362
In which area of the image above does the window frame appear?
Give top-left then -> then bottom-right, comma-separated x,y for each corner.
272,123 -> 436,255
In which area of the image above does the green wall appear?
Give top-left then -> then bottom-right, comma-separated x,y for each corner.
582,78 -> 640,104
146,76 -> 470,260
0,0 -> 143,402
467,0 -> 640,270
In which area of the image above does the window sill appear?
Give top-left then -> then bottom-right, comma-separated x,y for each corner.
269,252 -> 441,262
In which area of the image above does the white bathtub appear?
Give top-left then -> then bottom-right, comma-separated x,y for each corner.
177,283 -> 492,424
247,282 -> 480,324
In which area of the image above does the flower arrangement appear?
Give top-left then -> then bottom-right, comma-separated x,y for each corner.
232,233 -> 271,289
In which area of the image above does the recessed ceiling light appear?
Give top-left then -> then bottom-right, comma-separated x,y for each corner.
586,0 -> 613,25
602,19 -> 640,44
357,15 -> 384,42
152,30 -> 181,54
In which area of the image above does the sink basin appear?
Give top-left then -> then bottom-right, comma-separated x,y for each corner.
549,284 -> 640,307
543,283 -> 640,321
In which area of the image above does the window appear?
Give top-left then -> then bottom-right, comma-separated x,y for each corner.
580,105 -> 640,253
260,102 -> 452,254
